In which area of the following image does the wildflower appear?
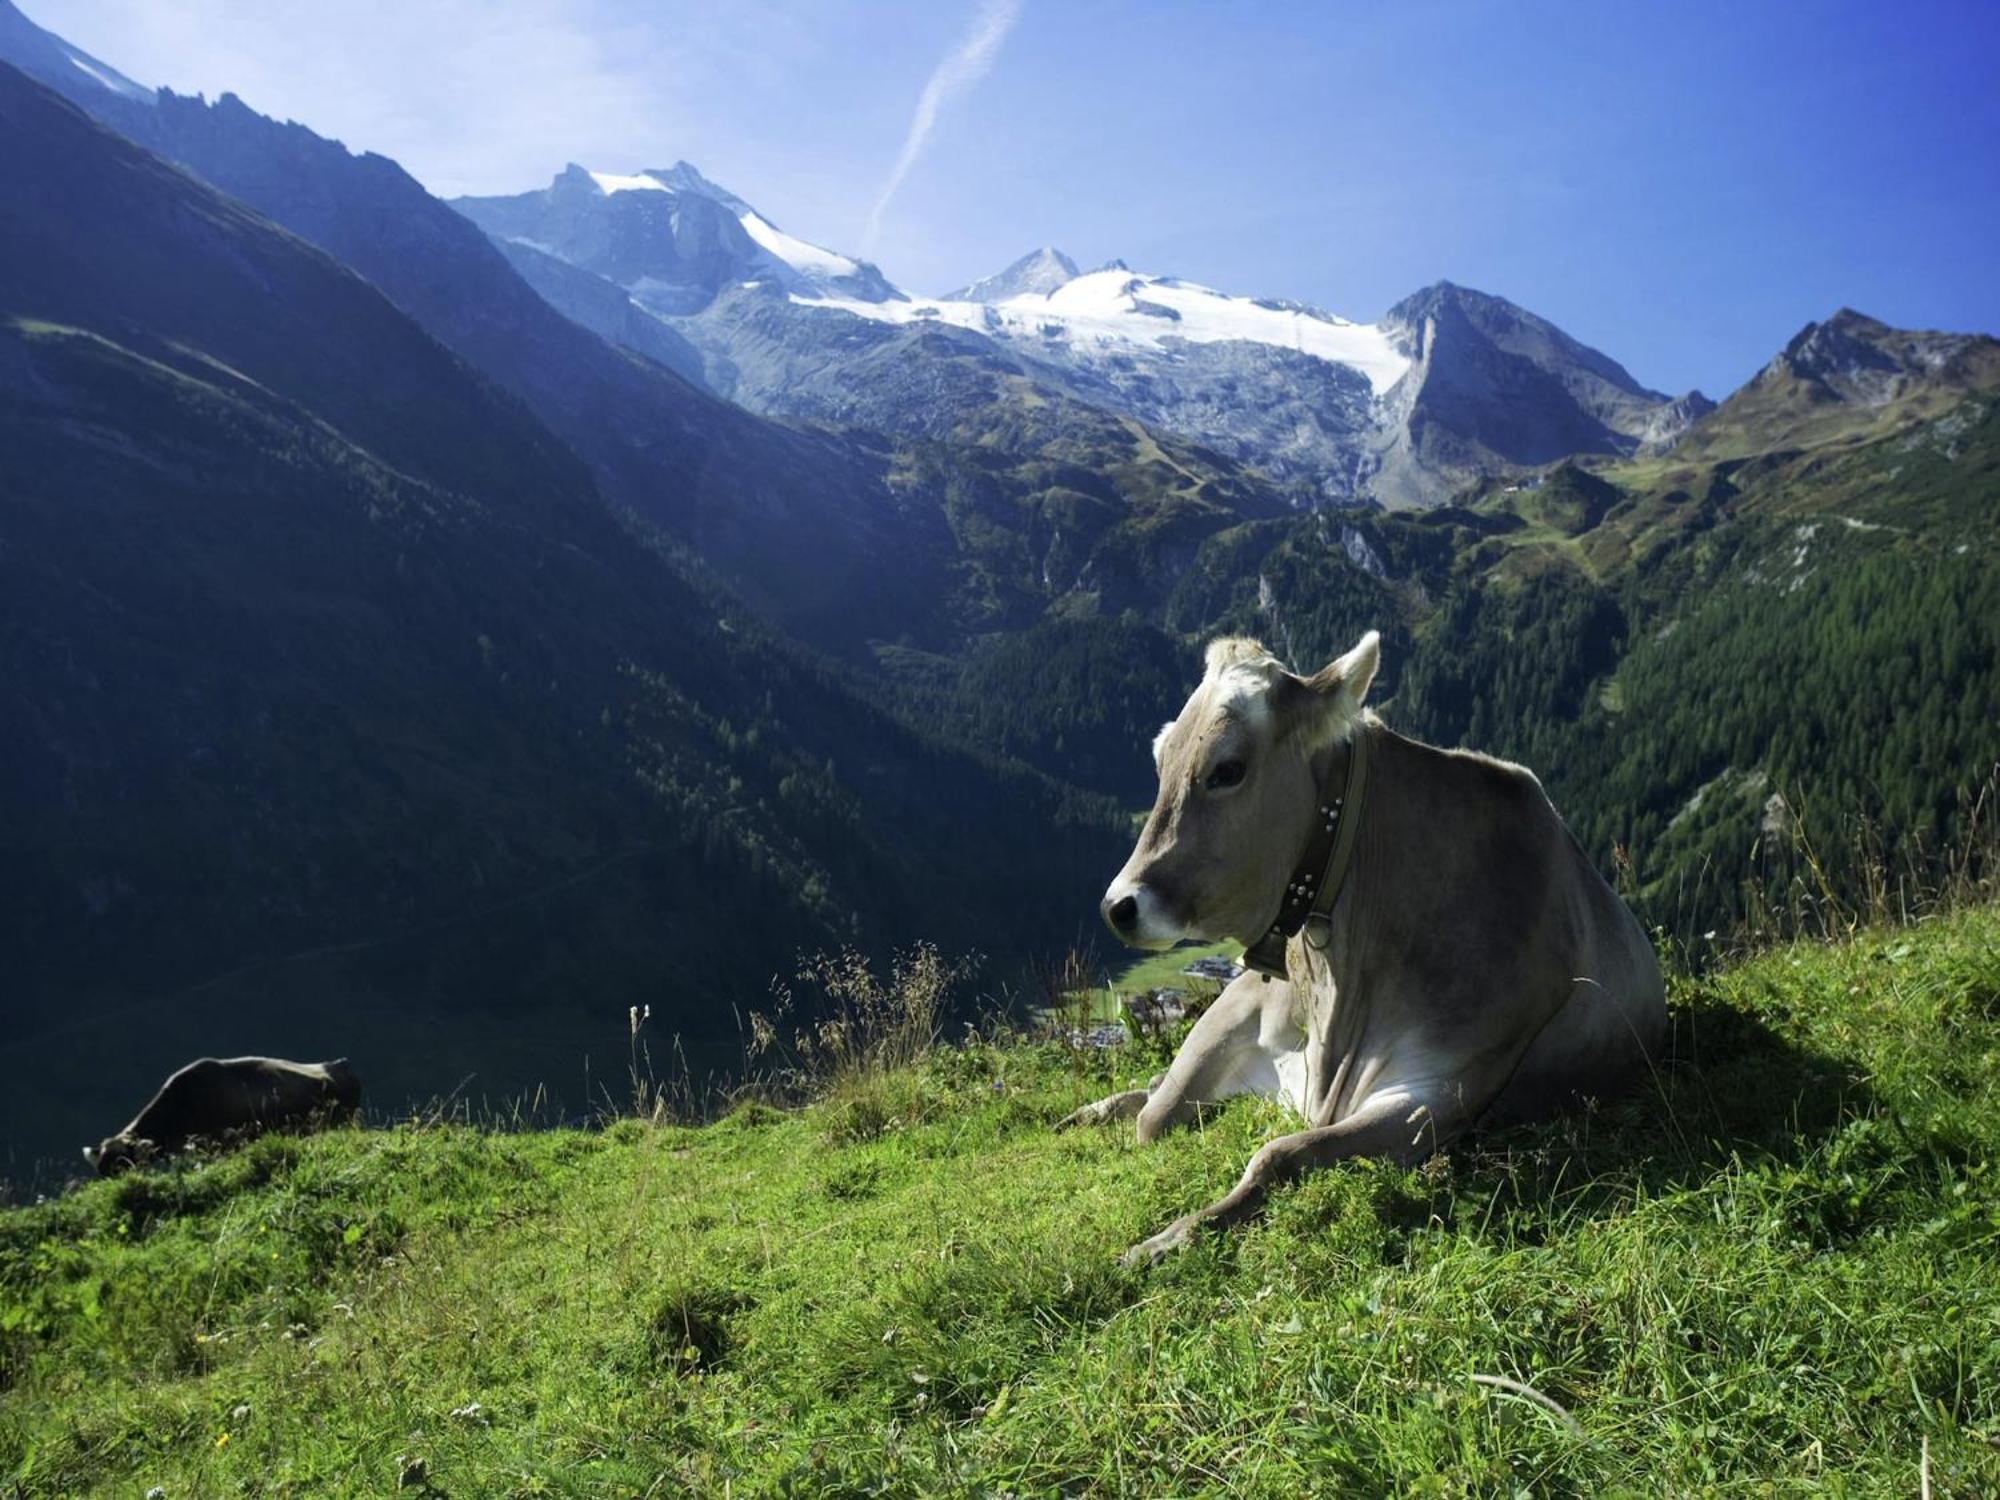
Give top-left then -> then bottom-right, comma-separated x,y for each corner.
214,1433 -> 230,1450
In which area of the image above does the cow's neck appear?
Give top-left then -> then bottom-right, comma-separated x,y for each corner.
1240,717 -> 1372,979
1290,719 -> 1393,1124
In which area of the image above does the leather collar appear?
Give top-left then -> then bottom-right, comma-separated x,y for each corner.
1240,721 -> 1371,980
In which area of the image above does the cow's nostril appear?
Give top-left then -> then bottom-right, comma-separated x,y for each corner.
1106,894 -> 1139,935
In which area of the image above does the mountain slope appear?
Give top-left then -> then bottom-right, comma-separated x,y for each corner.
1673,307 -> 2000,460
895,307 -> 2000,907
0,63 -> 1122,1170
5,905 -> 1998,1492
0,5 -> 1330,654
0,5 -> 972,648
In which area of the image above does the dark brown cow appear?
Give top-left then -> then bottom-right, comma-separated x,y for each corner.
84,1056 -> 361,1175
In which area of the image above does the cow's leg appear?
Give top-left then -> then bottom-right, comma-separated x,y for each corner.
1481,974 -> 1666,1128
1053,1082 -> 1159,1131
1058,974 -> 1302,1140
1121,1083 -> 1456,1267
1136,974 -> 1303,1143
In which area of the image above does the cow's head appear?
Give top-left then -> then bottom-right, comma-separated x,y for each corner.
1101,630 -> 1380,948
83,1135 -> 142,1176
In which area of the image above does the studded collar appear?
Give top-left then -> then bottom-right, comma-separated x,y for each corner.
1239,721 -> 1372,980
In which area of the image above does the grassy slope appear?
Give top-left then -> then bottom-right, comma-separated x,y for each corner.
5,908 -> 1999,1497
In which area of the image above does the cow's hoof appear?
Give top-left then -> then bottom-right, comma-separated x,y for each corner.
1120,1213 -> 1200,1268
1054,1098 -> 1116,1132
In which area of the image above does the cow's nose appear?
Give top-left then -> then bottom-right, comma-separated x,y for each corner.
1103,892 -> 1139,937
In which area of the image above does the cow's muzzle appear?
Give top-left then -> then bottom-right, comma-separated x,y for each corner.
1100,879 -> 1178,949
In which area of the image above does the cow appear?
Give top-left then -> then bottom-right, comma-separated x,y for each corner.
83,1056 -> 362,1175
1065,630 -> 1665,1265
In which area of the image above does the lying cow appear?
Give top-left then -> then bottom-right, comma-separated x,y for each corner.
84,1056 -> 361,1175
1066,631 -> 1665,1264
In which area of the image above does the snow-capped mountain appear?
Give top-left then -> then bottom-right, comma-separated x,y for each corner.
814,264 -> 1412,396
455,163 -> 1706,507
455,163 -> 903,315
944,246 -> 1079,302
458,168 -> 1407,389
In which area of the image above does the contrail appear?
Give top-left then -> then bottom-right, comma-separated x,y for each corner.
863,0 -> 1023,252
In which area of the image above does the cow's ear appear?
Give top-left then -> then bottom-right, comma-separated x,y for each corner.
1279,630 -> 1380,749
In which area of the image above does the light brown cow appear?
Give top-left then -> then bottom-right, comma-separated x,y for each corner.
1068,630 -> 1665,1265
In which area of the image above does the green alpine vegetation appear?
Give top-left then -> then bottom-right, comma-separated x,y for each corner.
920,386 -> 2000,938
6,902 -> 1997,1496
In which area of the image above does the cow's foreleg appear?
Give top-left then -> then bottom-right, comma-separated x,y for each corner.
1056,973 -> 1301,1142
1121,1085 -> 1450,1267
1054,1084 -> 1158,1131
1135,974 -> 1301,1143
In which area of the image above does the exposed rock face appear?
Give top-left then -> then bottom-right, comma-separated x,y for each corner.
1635,390 -> 1719,453
1046,336 -> 1381,502
1769,309 -> 1995,407
492,236 -> 709,385
1371,281 -> 1711,506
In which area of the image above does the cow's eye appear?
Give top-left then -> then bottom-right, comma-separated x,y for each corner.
1204,759 -> 1247,791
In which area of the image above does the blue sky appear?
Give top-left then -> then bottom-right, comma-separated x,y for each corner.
33,0 -> 2000,398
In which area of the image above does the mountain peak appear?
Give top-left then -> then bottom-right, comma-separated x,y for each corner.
1384,281 -> 1664,401
0,0 -> 153,103
1384,280 -> 1515,328
1770,308 -> 1996,399
457,161 -> 902,315
1671,311 -> 2000,461
944,246 -> 1079,303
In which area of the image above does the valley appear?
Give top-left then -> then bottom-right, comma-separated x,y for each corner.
0,0 -> 1995,1183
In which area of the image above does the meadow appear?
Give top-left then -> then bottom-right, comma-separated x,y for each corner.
4,900 -> 1997,1496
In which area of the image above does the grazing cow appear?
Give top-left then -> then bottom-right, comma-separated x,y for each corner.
1066,631 -> 1665,1264
84,1056 -> 361,1175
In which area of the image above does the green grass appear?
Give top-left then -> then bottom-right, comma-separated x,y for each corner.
1052,941 -> 1239,1025
1110,940 -> 1240,995
5,908 -> 1999,1495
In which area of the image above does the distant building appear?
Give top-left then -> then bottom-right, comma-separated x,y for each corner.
1182,955 -> 1242,983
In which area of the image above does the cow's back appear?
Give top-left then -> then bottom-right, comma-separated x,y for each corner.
116,1056 -> 357,1154
1482,781 -> 1668,1121
1323,730 -> 1665,1126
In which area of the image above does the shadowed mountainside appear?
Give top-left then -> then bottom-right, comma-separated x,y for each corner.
0,65 -> 1124,1171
